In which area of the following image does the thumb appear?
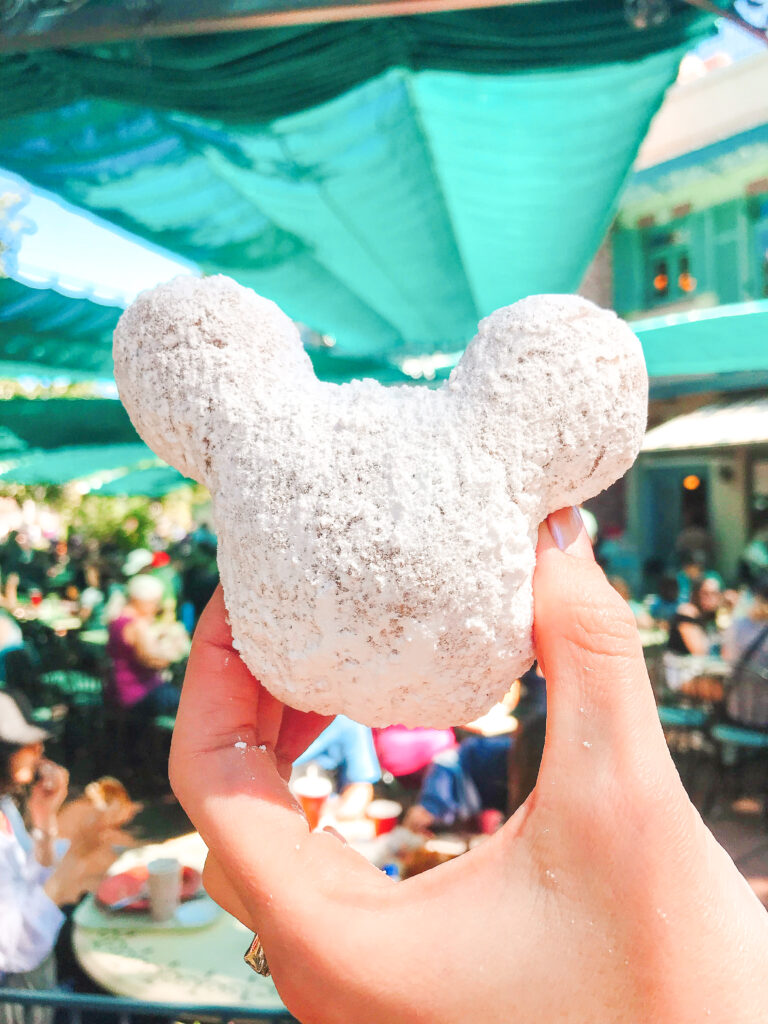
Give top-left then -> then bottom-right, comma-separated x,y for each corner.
533,507 -> 674,793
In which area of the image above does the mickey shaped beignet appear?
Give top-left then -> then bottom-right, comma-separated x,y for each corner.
114,276 -> 647,727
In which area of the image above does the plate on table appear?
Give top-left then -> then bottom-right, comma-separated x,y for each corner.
96,865 -> 203,912
74,892 -> 220,932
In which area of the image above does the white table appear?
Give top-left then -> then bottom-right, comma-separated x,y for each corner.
72,833 -> 290,1016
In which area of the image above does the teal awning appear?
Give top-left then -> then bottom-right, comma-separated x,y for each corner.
633,300 -> 768,399
92,464 -> 192,497
0,278 -> 120,379
0,2 -> 710,363
0,276 -> 416,381
0,443 -> 154,485
0,5 -> 710,121
0,393 -> 140,448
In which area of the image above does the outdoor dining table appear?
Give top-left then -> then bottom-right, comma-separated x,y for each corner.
71,832 -> 290,1018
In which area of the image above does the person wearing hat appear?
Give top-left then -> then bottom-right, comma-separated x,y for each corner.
0,692 -> 116,1021
121,549 -> 153,579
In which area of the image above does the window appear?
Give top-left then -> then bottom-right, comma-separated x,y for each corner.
677,253 -> 697,294
644,239 -> 694,308
652,259 -> 669,298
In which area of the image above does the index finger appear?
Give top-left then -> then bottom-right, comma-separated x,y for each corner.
173,587 -> 330,763
170,588 -> 359,909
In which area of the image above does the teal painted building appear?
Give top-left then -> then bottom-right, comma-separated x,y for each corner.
614,123 -> 768,320
593,56 -> 768,586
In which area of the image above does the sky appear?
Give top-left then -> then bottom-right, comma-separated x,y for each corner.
0,9 -> 765,310
0,171 -> 196,308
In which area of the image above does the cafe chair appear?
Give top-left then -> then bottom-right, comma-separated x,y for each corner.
705,672 -> 768,822
40,669 -> 105,781
655,652 -> 726,810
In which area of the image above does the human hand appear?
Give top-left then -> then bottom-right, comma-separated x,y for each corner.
27,759 -> 68,829
44,833 -> 121,907
57,795 -> 142,843
170,512 -> 768,1024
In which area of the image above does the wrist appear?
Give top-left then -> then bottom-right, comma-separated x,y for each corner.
42,874 -> 64,906
31,822 -> 58,840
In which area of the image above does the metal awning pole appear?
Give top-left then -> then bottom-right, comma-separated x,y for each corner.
0,0 -> 578,53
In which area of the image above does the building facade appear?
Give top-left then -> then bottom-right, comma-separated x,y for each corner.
582,52 -> 768,589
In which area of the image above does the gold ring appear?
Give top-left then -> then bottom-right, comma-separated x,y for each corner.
244,933 -> 271,977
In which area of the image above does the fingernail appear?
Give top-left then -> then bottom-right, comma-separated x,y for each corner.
321,825 -> 348,846
548,507 -> 587,554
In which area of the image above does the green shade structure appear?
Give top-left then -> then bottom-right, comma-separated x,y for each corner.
0,2 -> 710,363
633,299 -> 768,398
0,394 -> 141,448
0,278 -> 121,379
0,443 -> 154,485
91,464 -> 192,497
0,4 -> 711,120
0,276 -> 416,381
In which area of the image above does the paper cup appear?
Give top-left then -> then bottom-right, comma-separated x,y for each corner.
293,775 -> 333,831
147,857 -> 182,922
366,799 -> 403,836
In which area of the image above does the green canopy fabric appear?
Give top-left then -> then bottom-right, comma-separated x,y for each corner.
0,276 -> 416,381
0,2 -> 711,362
0,394 -> 140,448
0,4 -> 711,120
0,443 -> 154,485
92,464 -> 192,497
0,278 -> 121,378
633,299 -> 768,398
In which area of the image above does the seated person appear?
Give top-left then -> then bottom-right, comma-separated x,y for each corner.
404,664 -> 547,834
676,551 -> 724,606
294,715 -> 381,820
106,575 -> 182,718
668,577 -> 722,657
722,574 -> 768,666
648,575 -> 679,627
663,577 -> 725,700
0,692 -> 121,1020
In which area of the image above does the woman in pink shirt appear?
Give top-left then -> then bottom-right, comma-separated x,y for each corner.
107,575 -> 179,717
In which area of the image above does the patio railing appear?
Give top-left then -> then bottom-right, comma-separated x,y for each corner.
0,988 -> 296,1023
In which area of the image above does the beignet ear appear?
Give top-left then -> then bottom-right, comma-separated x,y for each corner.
448,294 -> 647,516
113,275 -> 313,487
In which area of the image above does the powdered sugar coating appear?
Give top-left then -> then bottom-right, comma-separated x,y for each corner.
113,275 -> 647,727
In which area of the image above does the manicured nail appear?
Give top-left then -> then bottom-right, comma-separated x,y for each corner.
321,825 -> 348,846
548,507 -> 585,553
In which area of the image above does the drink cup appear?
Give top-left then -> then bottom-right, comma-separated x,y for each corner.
30,589 -> 43,607
293,775 -> 333,831
147,857 -> 182,922
366,799 -> 402,836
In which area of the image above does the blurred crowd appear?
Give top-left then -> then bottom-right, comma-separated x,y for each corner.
1,509 -> 768,1013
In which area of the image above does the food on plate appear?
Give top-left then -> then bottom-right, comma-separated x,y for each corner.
96,864 -> 202,911
85,776 -> 132,811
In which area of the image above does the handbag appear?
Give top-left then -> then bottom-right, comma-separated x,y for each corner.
724,624 -> 768,729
